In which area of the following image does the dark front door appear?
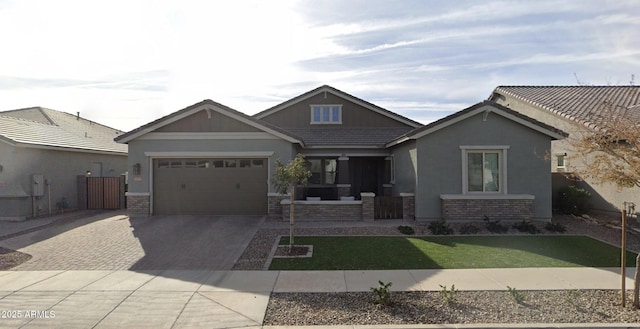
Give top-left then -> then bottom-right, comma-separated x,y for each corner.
350,157 -> 382,197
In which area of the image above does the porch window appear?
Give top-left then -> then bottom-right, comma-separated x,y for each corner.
310,105 -> 342,124
461,146 -> 509,194
308,158 -> 337,184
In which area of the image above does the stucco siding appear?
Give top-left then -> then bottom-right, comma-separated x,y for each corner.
126,138 -> 295,195
414,108 -> 553,220
494,94 -> 639,212
391,141 -> 417,195
0,144 -> 126,219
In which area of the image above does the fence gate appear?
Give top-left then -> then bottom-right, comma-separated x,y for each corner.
374,196 -> 403,219
87,177 -> 122,209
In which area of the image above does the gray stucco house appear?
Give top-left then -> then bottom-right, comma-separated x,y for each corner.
489,86 -> 640,213
116,85 -> 566,221
0,107 -> 128,220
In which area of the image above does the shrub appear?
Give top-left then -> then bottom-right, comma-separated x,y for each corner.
507,286 -> 527,305
459,223 -> 480,235
428,220 -> 454,235
398,225 -> 415,235
370,280 -> 392,306
512,220 -> 541,234
484,216 -> 508,234
558,185 -> 591,214
439,284 -> 458,306
545,222 -> 567,233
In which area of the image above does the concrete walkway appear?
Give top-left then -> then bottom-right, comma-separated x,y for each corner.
0,267 -> 636,328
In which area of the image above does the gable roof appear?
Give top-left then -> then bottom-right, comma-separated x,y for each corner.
388,100 -> 568,147
114,99 -> 303,144
0,107 -> 127,155
490,86 -> 640,129
253,85 -> 423,128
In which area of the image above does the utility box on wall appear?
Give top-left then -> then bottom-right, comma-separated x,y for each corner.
32,174 -> 44,197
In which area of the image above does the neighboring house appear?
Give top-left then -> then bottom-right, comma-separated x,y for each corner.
116,85 -> 566,221
489,86 -> 640,213
0,107 -> 128,220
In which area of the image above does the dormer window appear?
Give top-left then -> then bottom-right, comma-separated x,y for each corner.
311,105 -> 342,124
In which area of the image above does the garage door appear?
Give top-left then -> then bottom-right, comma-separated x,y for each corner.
153,158 -> 267,215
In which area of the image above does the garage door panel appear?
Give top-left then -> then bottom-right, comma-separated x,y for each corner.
153,158 -> 267,215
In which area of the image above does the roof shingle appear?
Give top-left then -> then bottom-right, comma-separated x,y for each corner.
0,107 -> 127,154
492,86 -> 640,128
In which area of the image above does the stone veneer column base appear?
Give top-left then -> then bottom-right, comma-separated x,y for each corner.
360,192 -> 375,222
126,193 -> 150,215
268,193 -> 290,220
400,193 -> 415,220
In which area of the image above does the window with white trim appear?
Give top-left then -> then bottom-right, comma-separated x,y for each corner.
310,105 -> 342,124
556,153 -> 566,169
461,146 -> 509,194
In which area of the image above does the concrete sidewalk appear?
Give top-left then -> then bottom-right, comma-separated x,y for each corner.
0,267 -> 636,328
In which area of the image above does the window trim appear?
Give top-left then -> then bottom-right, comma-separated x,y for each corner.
556,153 -> 566,169
460,145 -> 509,194
307,158 -> 338,185
310,104 -> 342,124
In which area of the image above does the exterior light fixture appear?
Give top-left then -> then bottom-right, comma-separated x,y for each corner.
132,163 -> 141,176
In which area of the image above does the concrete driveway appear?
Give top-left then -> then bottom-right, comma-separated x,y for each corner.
0,212 -> 264,271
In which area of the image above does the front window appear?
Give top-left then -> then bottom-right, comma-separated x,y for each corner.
310,105 -> 342,124
308,158 -> 337,184
461,146 -> 508,194
467,152 -> 500,192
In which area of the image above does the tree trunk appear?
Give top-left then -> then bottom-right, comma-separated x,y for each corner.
634,253 -> 640,308
289,186 -> 295,248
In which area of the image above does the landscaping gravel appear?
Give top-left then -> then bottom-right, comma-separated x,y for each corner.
233,213 -> 640,325
264,290 -> 640,325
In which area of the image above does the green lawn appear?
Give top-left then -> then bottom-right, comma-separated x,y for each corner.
269,236 -> 637,270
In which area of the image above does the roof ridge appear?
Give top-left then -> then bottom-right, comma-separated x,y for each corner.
496,85 -> 640,88
0,113 -> 54,126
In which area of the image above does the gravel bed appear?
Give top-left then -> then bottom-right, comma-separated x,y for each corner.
264,290 -> 640,325
0,246 -> 32,270
234,213 -> 640,324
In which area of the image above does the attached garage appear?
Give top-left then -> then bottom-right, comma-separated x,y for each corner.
152,158 -> 268,215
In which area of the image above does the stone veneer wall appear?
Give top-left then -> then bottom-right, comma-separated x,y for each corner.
441,196 -> 533,220
401,193 -> 415,220
281,201 -> 362,221
268,194 -> 290,220
126,194 -> 150,215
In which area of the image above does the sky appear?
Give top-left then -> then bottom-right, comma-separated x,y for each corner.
0,0 -> 638,132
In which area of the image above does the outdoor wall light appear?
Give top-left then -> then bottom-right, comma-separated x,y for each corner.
0,164 -> 3,172
132,163 -> 141,176
85,170 -> 92,177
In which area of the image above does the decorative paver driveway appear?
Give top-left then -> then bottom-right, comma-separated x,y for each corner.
0,212 -> 264,271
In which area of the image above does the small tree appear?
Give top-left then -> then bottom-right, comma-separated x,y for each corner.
272,154 -> 311,247
569,100 -> 640,307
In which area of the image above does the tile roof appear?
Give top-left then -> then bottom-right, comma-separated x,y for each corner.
491,86 -> 640,128
282,127 -> 413,147
0,107 -> 127,154
389,100 -> 568,146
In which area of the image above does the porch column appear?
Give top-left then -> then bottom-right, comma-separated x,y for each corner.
382,156 -> 393,196
337,155 -> 351,198
361,192 -> 375,221
401,193 -> 415,221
